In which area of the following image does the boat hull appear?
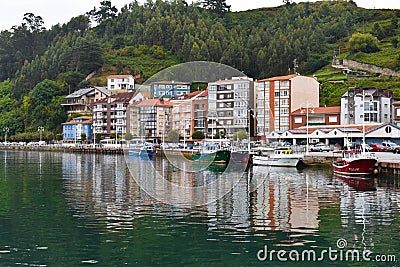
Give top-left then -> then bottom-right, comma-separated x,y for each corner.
252,155 -> 302,167
192,150 -> 230,164
332,158 -> 377,175
128,149 -> 155,159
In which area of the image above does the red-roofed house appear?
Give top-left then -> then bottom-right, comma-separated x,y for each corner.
92,92 -> 145,137
291,106 -> 341,129
107,74 -> 135,92
62,116 -> 93,142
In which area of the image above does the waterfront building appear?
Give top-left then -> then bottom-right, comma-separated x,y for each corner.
92,92 -> 145,138
150,81 -> 191,98
291,106 -> 341,129
270,122 -> 400,146
341,87 -> 394,125
393,100 -> 400,127
62,116 -> 93,142
170,90 -> 208,141
207,77 -> 255,139
255,74 -> 319,139
62,87 -> 110,116
107,74 -> 135,92
129,99 -> 173,142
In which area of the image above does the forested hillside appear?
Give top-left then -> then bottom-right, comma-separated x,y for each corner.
0,0 -> 399,140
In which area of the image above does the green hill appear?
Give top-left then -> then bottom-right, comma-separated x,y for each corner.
0,0 -> 399,139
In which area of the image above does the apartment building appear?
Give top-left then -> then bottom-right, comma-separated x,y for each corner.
208,77 -> 254,138
170,90 -> 208,140
129,99 -> 173,141
255,74 -> 319,137
341,88 -> 393,125
150,81 -> 191,98
92,92 -> 145,137
107,75 -> 135,92
62,87 -> 110,116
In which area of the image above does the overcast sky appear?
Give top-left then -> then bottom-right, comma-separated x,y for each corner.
1,0 -> 399,31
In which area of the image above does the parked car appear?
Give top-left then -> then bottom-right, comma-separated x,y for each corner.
393,146 -> 400,154
357,143 -> 373,152
369,143 -> 388,152
309,143 -> 331,152
381,141 -> 400,152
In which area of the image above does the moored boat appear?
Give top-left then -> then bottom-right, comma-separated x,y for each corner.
128,143 -> 155,159
332,150 -> 377,176
191,144 -> 230,164
252,147 -> 304,168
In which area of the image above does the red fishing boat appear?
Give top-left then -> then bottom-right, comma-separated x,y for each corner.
332,150 -> 377,176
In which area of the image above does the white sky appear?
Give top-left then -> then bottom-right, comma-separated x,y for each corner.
0,0 -> 399,31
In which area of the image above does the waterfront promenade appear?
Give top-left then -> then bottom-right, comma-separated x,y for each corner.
2,144 -> 400,174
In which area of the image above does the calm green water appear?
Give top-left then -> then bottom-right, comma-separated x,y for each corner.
0,150 -> 399,266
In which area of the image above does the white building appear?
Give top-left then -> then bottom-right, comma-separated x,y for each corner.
341,88 -> 393,125
107,75 -> 135,92
208,77 -> 254,138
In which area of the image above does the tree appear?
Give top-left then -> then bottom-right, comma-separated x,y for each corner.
167,130 -> 179,143
96,133 -> 103,142
348,32 -> 380,53
55,133 -> 63,142
22,13 -> 45,32
202,0 -> 230,17
392,37 -> 399,49
81,133 -> 87,142
87,0 -> 118,23
124,132 -> 133,140
192,130 -> 205,140
232,130 -> 248,142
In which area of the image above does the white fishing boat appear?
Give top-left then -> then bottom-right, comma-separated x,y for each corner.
252,147 -> 304,168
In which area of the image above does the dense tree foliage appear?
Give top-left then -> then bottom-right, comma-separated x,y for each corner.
348,32 -> 380,53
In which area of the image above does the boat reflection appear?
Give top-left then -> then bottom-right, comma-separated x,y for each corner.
333,173 -> 376,191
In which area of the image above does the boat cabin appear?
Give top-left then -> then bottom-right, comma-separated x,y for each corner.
274,148 -> 294,155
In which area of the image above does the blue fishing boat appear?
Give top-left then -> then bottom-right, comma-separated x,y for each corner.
128,143 -> 155,159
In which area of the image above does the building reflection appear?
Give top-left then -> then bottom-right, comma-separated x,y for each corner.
61,153 -> 400,248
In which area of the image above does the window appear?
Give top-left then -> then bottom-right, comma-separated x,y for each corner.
294,117 -> 302,124
280,99 -> 289,106
329,116 -> 338,123
280,80 -> 289,88
280,90 -> 289,97
364,101 -> 377,111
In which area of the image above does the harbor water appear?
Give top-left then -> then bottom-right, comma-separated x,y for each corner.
0,150 -> 399,266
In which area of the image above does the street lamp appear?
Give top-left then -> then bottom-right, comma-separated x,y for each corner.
3,127 -> 9,143
38,126 -> 44,142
